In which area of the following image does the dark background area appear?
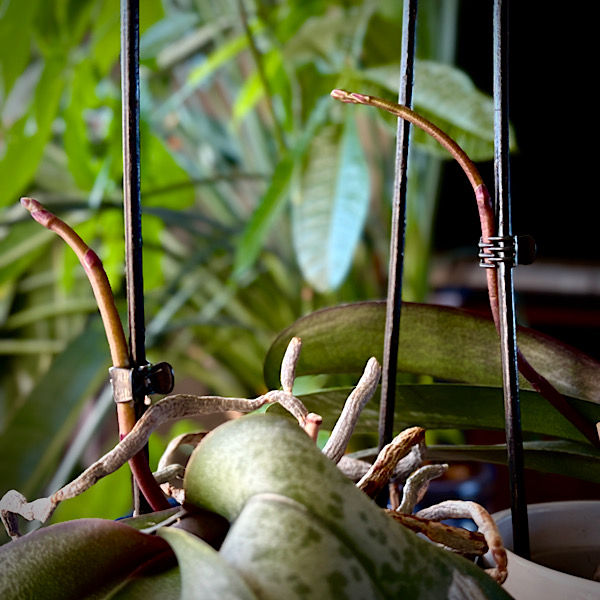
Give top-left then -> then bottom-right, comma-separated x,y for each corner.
438,1 -> 596,262
432,2 -> 600,505
434,1 -> 599,355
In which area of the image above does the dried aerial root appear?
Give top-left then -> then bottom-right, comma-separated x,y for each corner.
416,500 -> 507,584
386,511 -> 489,556
0,393 -> 289,538
357,427 -> 425,499
156,432 -> 207,503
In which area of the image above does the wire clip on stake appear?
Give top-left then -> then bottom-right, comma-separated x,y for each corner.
110,362 -> 175,404
478,234 -> 536,269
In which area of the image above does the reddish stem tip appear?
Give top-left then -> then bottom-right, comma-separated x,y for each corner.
21,197 -> 54,228
330,89 -> 354,104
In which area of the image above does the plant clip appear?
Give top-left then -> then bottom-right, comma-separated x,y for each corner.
478,234 -> 536,269
109,362 -> 175,403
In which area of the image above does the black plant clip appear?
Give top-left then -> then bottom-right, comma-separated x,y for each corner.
478,234 -> 536,269
109,362 -> 174,404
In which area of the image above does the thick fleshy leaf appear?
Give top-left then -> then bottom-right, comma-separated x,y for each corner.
0,519 -> 171,599
267,384 -> 600,445
121,507 -> 229,551
220,493 -> 386,599
184,414 -> 510,599
108,566 -> 181,600
263,301 -> 600,404
427,440 -> 600,484
158,527 -> 258,600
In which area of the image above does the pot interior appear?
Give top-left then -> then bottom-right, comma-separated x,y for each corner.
493,501 -> 600,581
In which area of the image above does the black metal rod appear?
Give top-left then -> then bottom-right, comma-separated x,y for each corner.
120,0 -> 146,371
379,0 -> 418,452
493,0 -> 530,559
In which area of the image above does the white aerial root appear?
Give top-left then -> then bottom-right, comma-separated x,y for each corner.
0,338 -> 311,539
397,463 -> 449,514
323,357 -> 382,463
416,500 -> 508,584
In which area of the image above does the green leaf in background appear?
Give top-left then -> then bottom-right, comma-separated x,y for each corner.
231,98 -> 331,281
0,318 -> 110,500
264,301 -> 600,404
0,518 -> 171,599
158,527 -> 258,600
292,112 -> 370,292
0,56 -> 67,208
0,220 -> 54,287
361,60 -> 516,161
0,0 -> 42,95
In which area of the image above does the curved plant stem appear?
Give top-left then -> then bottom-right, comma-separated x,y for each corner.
20,198 -> 171,510
330,92 -> 600,447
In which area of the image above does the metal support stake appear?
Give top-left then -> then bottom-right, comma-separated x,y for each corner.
493,0 -> 530,559
379,0 -> 418,455
121,0 -> 146,374
120,0 -> 148,515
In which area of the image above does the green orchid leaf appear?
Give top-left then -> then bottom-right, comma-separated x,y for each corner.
158,527 -> 258,600
263,301 -> 600,404
292,112 -> 370,292
220,493 -> 386,599
0,518 -> 171,599
107,566 -> 181,600
121,507 -> 230,551
184,414 -> 510,599
427,439 -> 600,484
267,384 -> 600,445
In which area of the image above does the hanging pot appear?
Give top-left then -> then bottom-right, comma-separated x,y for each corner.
482,500 -> 600,599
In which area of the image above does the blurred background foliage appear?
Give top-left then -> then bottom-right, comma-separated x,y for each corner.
0,0 -> 505,536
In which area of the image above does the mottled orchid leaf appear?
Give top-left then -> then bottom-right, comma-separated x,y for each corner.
0,518 -> 171,599
184,414 -> 511,599
264,301 -> 600,404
